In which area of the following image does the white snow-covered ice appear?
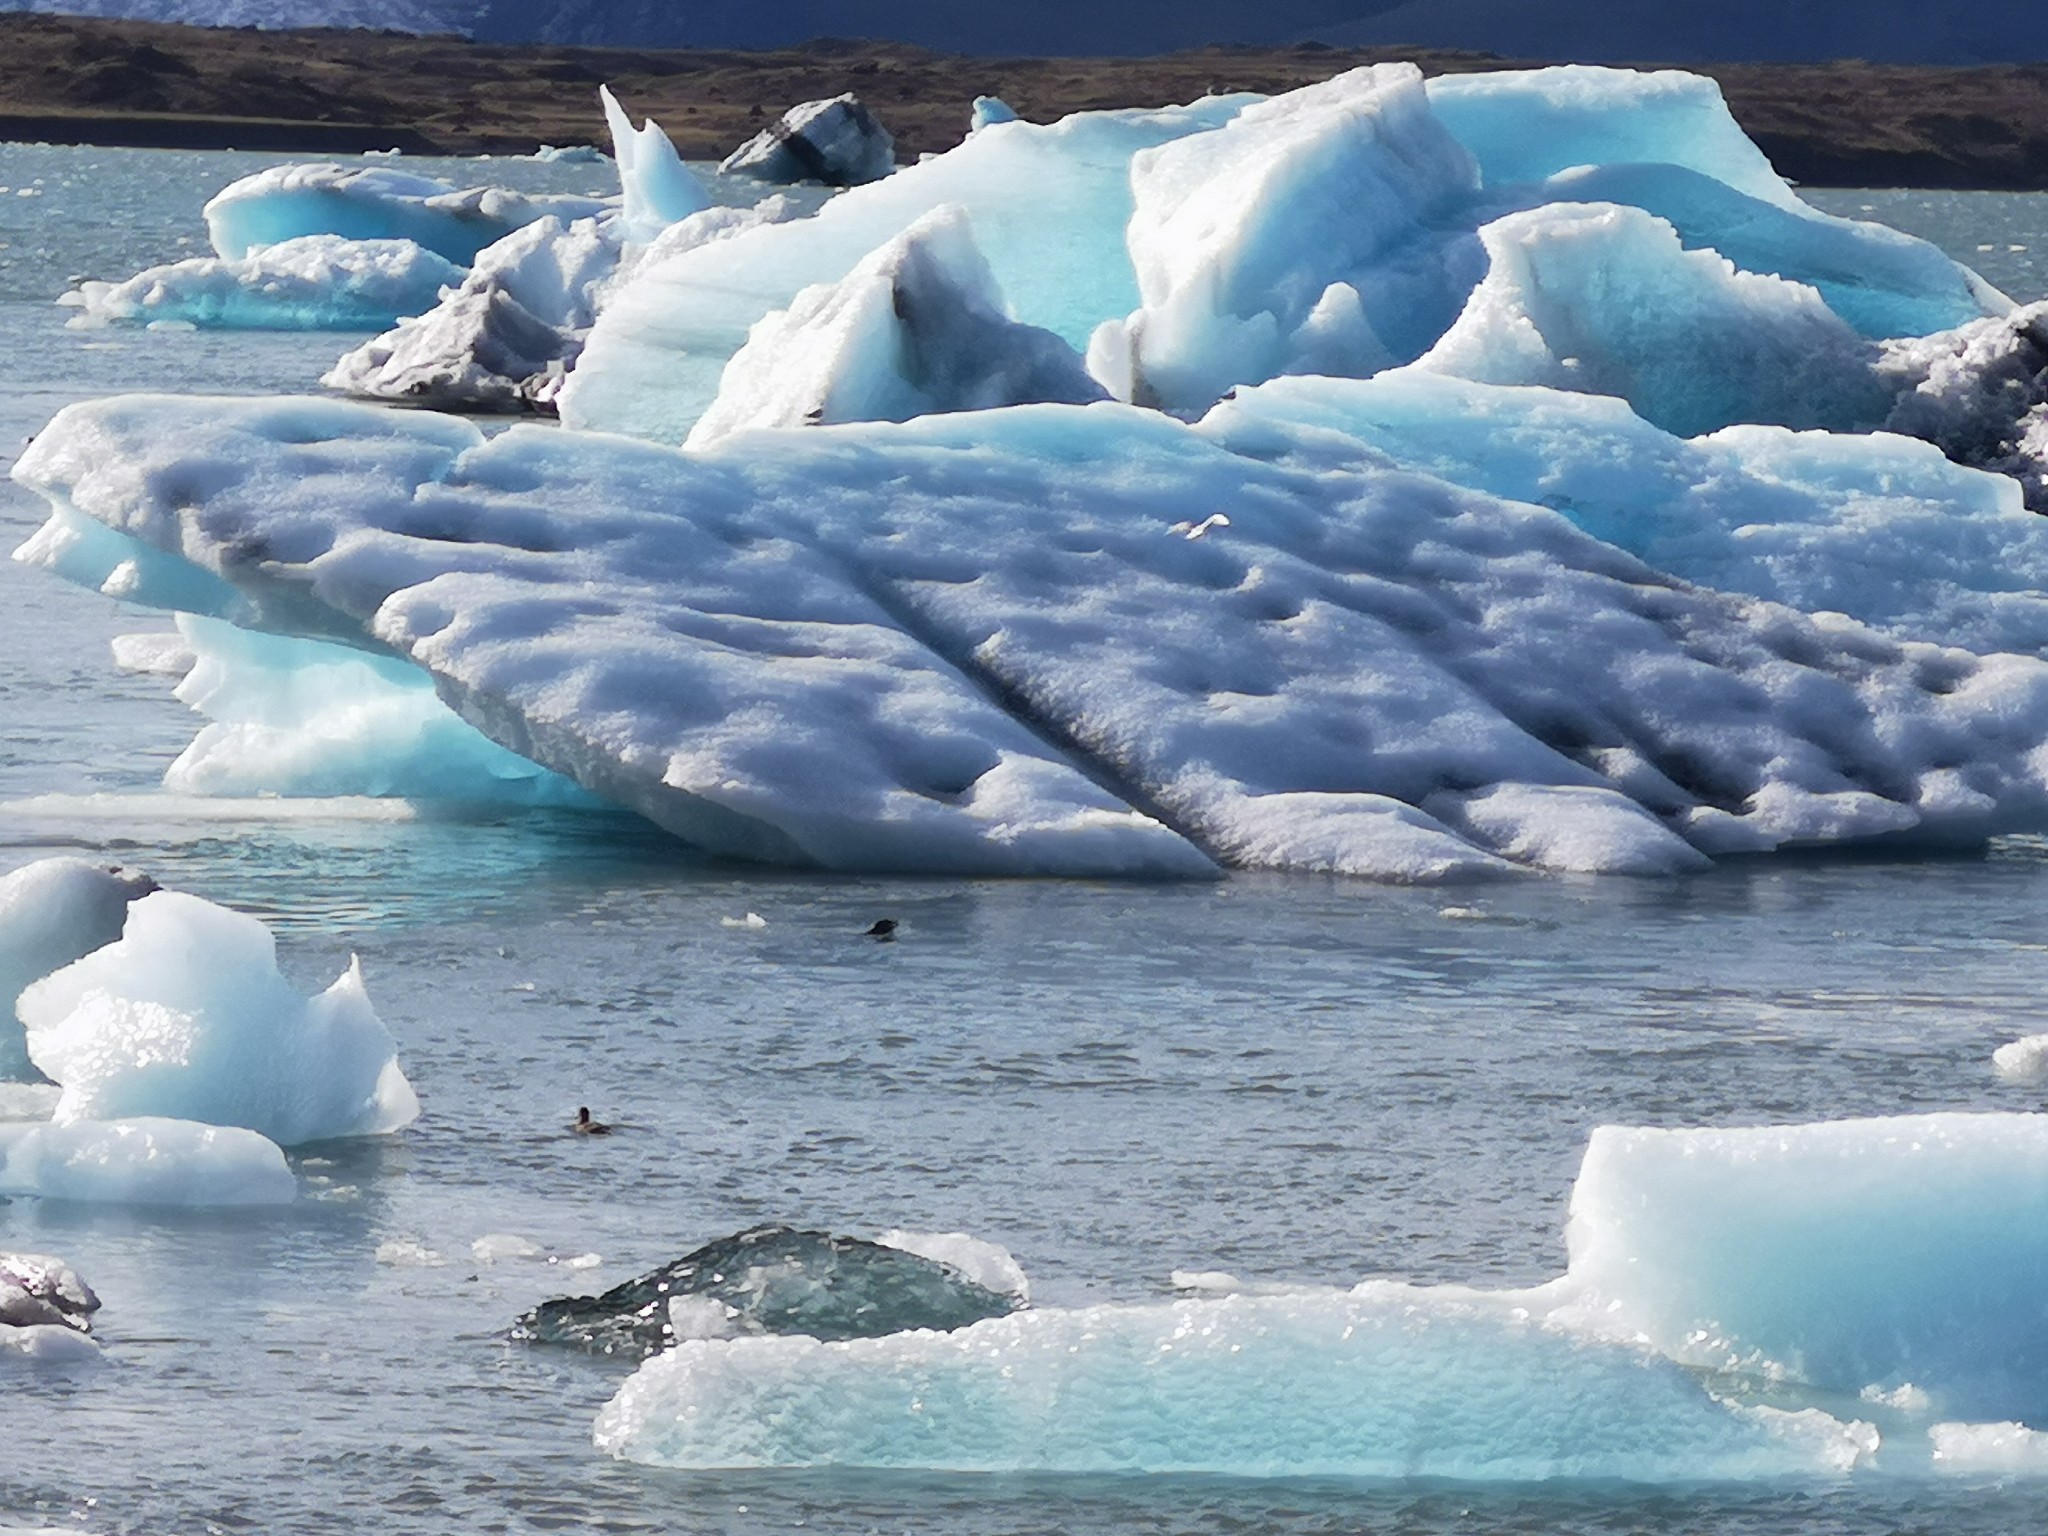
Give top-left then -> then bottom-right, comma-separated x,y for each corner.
19,888 -> 419,1147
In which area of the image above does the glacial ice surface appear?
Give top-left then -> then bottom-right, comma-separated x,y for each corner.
61,235 -> 463,331
0,858 -> 158,1081
595,1112 -> 2048,1477
514,1225 -> 1021,1357
19,889 -> 419,1147
687,206 -> 1106,447
203,161 -> 608,266
0,1116 -> 296,1206
22,391 -> 2048,878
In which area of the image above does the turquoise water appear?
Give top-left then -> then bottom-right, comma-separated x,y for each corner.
2,150 -> 2048,1533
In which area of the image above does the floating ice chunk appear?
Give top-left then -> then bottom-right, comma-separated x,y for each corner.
874,1229 -> 1029,1302
0,1083 -> 59,1120
20,890 -> 420,1147
600,86 -> 711,242
25,392 -> 2048,877
61,236 -> 462,331
593,1279 -> 1875,1478
471,1232 -> 543,1263
203,161 -> 608,266
1412,202 -> 1890,437
1106,63 -> 1480,413
686,207 -> 1106,448
1425,65 -> 1801,209
1504,163 -> 2003,341
0,857 -> 157,1081
110,630 -> 195,677
1201,371 -> 2048,656
0,1321 -> 102,1364
562,94 -> 1252,441
719,913 -> 767,929
162,614 -> 597,807
0,1252 -> 99,1332
1993,1034 -> 2048,1082
533,144 -> 608,165
1555,1114 -> 2048,1423
721,95 -> 895,189
1862,1382 -> 1933,1414
375,1238 -> 446,1267
515,1225 -> 1021,1358
970,96 -> 1018,133
1930,1421 -> 2048,1473
0,1116 -> 296,1206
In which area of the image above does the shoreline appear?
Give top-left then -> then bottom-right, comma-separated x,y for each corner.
0,14 -> 2042,189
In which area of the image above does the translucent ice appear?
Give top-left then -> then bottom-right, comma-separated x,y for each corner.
599,85 -> 710,241
686,207 -> 1106,447
561,95 -> 1252,441
204,161 -> 607,266
0,858 -> 157,1081
0,1116 -> 296,1206
970,96 -> 1018,133
61,235 -> 462,331
20,889 -> 419,1147
25,392 -> 2048,878
514,1225 -> 1021,1357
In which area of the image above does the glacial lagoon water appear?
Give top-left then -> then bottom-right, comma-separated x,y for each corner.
3,145 -> 2048,1532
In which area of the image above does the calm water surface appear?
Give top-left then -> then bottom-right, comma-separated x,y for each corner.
2,149 -> 2047,1534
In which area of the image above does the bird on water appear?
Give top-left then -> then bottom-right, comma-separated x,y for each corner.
864,919 -> 898,940
572,1106 -> 611,1135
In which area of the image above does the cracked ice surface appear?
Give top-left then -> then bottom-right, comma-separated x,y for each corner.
20,393 -> 2048,880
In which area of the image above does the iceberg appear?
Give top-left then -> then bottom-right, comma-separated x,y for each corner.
60,235 -> 462,331
203,161 -> 608,266
560,95 -> 1254,442
594,1112 -> 2048,1476
970,96 -> 1018,133
0,1252 -> 98,1334
1201,372 -> 2048,656
1,858 -> 158,1081
0,1116 -> 296,1206
513,1225 -> 1023,1357
720,94 -> 895,189
686,207 -> 1107,448
599,85 -> 711,241
1100,63 -> 1483,414
19,888 -> 419,1147
1410,202 -> 1893,437
25,393 -> 2048,878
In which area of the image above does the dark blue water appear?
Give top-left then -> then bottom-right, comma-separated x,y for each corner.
2,151 -> 2047,1534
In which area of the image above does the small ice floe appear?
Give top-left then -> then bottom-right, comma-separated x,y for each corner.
1861,1381 -> 1934,1413
1930,1420 -> 2048,1472
720,913 -> 768,929
0,1117 -> 296,1206
0,1252 -> 99,1333
109,630 -> 196,677
472,1232 -> 543,1264
376,1238 -> 447,1268
1169,513 -> 1230,540
532,144 -> 608,165
1993,1034 -> 2048,1082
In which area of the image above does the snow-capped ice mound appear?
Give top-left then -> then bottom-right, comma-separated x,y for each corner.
0,1116 -> 296,1205
1556,1115 -> 2048,1423
0,1252 -> 98,1333
1994,1034 -> 2048,1082
0,1320 -> 102,1364
600,85 -> 710,241
1,857 -> 158,1081
25,392 -> 2048,879
61,235 -> 463,331
1424,66 -> 1801,208
593,1279 -> 1874,1478
1882,301 -> 2048,512
1201,372 -> 2048,656
515,1225 -> 1022,1357
19,889 -> 419,1147
204,162 -> 608,266
161,614 -> 597,805
721,94 -> 895,189
327,202 -> 800,412
1098,63 -> 1481,414
561,95 -> 1253,441
687,207 -> 1106,447
1412,202 -> 1892,437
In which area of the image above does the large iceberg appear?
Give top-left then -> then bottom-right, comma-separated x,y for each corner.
61,235 -> 462,332
0,858 -> 157,1081
19,888 -> 419,1147
593,1112 -> 2048,1476
23,392 -> 2048,879
686,207 -> 1107,448
204,162 -> 607,267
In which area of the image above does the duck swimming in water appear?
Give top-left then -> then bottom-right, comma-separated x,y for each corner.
864,919 -> 897,940
571,1106 -> 611,1136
